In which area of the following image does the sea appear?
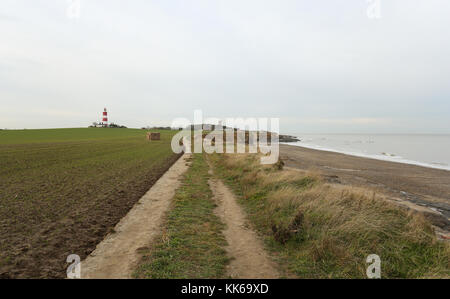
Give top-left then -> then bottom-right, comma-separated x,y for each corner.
286,134 -> 450,171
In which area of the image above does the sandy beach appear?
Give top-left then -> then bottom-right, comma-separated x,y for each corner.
280,144 -> 450,231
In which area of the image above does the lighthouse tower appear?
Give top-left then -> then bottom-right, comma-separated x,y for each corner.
102,108 -> 108,127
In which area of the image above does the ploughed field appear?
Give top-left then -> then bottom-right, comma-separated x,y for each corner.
0,128 -> 180,278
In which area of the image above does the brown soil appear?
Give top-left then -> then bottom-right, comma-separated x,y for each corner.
280,144 -> 450,232
209,173 -> 280,279
81,154 -> 191,278
0,153 -> 182,279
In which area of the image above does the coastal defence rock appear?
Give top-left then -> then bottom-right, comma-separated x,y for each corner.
423,212 -> 450,232
204,130 -> 300,145
187,126 -> 300,144
389,197 -> 450,233
279,135 -> 300,143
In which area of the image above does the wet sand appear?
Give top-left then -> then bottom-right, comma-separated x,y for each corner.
280,144 -> 450,230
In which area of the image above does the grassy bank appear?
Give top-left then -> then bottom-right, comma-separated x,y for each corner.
0,128 -> 180,278
210,153 -> 450,278
134,154 -> 229,278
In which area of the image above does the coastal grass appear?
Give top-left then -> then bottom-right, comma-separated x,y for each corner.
0,128 -> 180,278
134,154 -> 229,279
210,153 -> 450,278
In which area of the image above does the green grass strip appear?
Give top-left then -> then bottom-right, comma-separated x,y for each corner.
134,154 -> 229,278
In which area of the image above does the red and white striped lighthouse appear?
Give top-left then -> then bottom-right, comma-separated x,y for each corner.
102,108 -> 108,127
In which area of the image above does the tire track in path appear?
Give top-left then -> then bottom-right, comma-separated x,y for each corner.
208,169 -> 280,279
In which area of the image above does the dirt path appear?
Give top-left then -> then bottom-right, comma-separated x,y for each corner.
81,154 -> 191,279
209,172 -> 280,279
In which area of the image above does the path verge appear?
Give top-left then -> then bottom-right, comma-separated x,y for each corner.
81,154 -> 190,279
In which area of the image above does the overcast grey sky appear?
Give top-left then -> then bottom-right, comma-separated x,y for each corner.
1,0 -> 449,133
